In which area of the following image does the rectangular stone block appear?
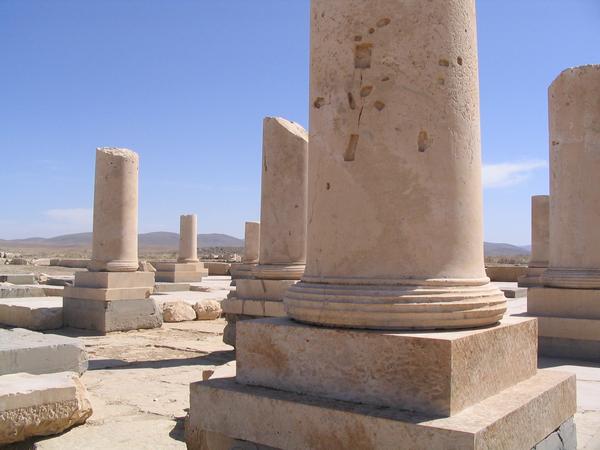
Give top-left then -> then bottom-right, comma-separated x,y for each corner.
0,285 -> 46,299
155,271 -> 203,283
188,369 -> 575,450
500,287 -> 527,298
153,282 -> 191,293
537,316 -> 600,361
152,262 -> 204,272
528,287 -> 600,319
0,371 -> 92,446
63,297 -> 162,333
0,274 -> 36,284
74,271 -> 154,289
222,298 -> 285,317
237,317 -> 537,416
0,297 -> 63,330
235,279 -> 296,302
0,328 -> 88,376
63,286 -> 152,301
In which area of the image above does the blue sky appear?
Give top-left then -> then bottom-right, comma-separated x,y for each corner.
1,1 -> 598,244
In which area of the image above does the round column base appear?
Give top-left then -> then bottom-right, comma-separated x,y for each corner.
542,268 -> 600,289
284,278 -> 506,330
88,259 -> 139,272
252,264 -> 305,280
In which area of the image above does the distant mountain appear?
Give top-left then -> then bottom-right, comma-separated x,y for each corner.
484,242 -> 530,257
0,232 -> 243,249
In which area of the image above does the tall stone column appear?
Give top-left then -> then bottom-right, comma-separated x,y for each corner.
542,65 -> 600,289
222,118 -> 308,347
188,4 -> 575,448
178,214 -> 199,263
253,117 -> 307,279
284,0 -> 505,329
89,148 -> 139,272
530,65 -> 600,361
63,148 -> 161,333
243,221 -> 260,264
518,195 -> 549,287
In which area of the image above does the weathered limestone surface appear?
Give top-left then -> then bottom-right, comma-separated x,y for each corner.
530,65 -> 600,360
162,301 -> 196,322
88,148 -> 139,272
154,261 -> 206,283
193,300 -> 222,320
0,328 -> 88,376
284,0 -> 505,330
0,371 -> 92,445
0,297 -> 63,330
519,195 -> 550,287
236,317 -> 537,416
178,214 -> 199,263
189,369 -> 575,450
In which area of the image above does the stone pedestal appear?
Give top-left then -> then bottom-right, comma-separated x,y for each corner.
153,215 -> 207,283
519,195 -> 549,287
63,271 -> 161,333
63,148 -> 162,333
222,118 -> 307,346
230,222 -> 260,281
188,318 -> 576,450
528,65 -> 600,361
188,1 -> 575,447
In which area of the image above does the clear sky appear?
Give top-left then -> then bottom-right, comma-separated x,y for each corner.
1,1 -> 598,244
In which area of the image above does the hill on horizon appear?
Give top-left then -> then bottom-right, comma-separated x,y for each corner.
0,232 -> 244,249
0,233 -> 530,256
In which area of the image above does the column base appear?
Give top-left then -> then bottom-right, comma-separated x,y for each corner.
285,279 -> 506,330
62,271 -> 161,333
518,267 -> 547,287
63,297 -> 162,333
528,287 -> 600,361
152,261 -> 207,283
187,369 -> 575,450
230,263 -> 258,280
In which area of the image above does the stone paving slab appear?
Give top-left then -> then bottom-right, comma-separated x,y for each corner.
0,328 -> 88,376
0,274 -> 36,285
0,284 -> 46,299
0,297 -> 63,330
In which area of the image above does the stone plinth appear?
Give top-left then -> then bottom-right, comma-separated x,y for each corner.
178,214 -> 199,263
519,195 -> 549,287
153,261 -> 207,283
63,271 -> 161,333
236,317 -> 536,416
189,367 -> 575,450
89,148 -> 139,272
528,65 -> 600,360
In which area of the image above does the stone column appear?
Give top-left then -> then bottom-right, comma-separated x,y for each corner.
253,117 -> 307,280
188,3 -> 575,447
178,214 -> 199,263
529,66 -> 600,361
542,65 -> 600,289
519,195 -> 549,287
243,222 -> 260,263
89,148 -> 139,272
284,0 -> 505,329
